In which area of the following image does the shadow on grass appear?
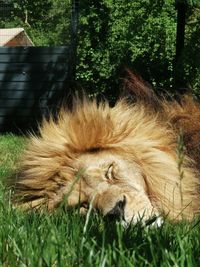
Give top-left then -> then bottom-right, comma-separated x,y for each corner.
1,198 -> 200,266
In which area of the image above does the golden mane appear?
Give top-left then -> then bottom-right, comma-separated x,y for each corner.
13,97 -> 200,220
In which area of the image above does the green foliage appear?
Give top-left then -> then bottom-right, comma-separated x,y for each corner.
0,0 -> 199,98
77,0 -> 200,98
184,6 -> 200,97
0,0 -> 71,45
77,0 -> 177,96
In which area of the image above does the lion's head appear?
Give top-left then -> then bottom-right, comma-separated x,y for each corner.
13,99 -> 200,225
75,150 -> 160,225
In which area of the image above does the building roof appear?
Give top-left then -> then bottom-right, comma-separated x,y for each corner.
0,28 -> 34,46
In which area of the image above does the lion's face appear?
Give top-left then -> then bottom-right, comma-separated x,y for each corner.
75,150 -> 159,225
14,97 -> 200,223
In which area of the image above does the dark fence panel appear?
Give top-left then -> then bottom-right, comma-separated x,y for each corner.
0,46 -> 70,132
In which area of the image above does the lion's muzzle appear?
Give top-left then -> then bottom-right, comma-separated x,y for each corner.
105,196 -> 126,221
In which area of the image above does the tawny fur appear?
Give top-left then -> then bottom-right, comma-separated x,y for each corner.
13,95 -> 200,221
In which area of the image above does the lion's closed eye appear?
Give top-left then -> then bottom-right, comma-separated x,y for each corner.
105,163 -> 120,181
105,164 -> 114,180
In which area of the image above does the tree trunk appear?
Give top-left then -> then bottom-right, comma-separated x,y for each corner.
173,1 -> 187,89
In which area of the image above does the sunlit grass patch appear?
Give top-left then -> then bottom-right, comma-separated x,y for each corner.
0,134 -> 199,267
0,134 -> 27,179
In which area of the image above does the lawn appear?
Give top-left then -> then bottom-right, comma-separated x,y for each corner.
0,134 -> 200,267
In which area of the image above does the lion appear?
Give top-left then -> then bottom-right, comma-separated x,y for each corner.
12,72 -> 200,226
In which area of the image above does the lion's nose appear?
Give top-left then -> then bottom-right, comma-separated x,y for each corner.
105,196 -> 126,221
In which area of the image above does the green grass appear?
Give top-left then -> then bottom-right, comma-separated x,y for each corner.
0,134 -> 200,267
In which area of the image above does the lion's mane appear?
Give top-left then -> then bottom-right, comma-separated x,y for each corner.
13,93 -> 200,220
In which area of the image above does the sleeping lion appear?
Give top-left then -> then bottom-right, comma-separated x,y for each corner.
13,72 -> 200,226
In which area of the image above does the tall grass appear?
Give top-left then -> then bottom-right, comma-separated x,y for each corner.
0,134 -> 200,267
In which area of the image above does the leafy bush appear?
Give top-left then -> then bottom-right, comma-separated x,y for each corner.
77,0 -> 200,98
77,0 -> 177,97
0,0 -> 199,98
0,0 -> 71,45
